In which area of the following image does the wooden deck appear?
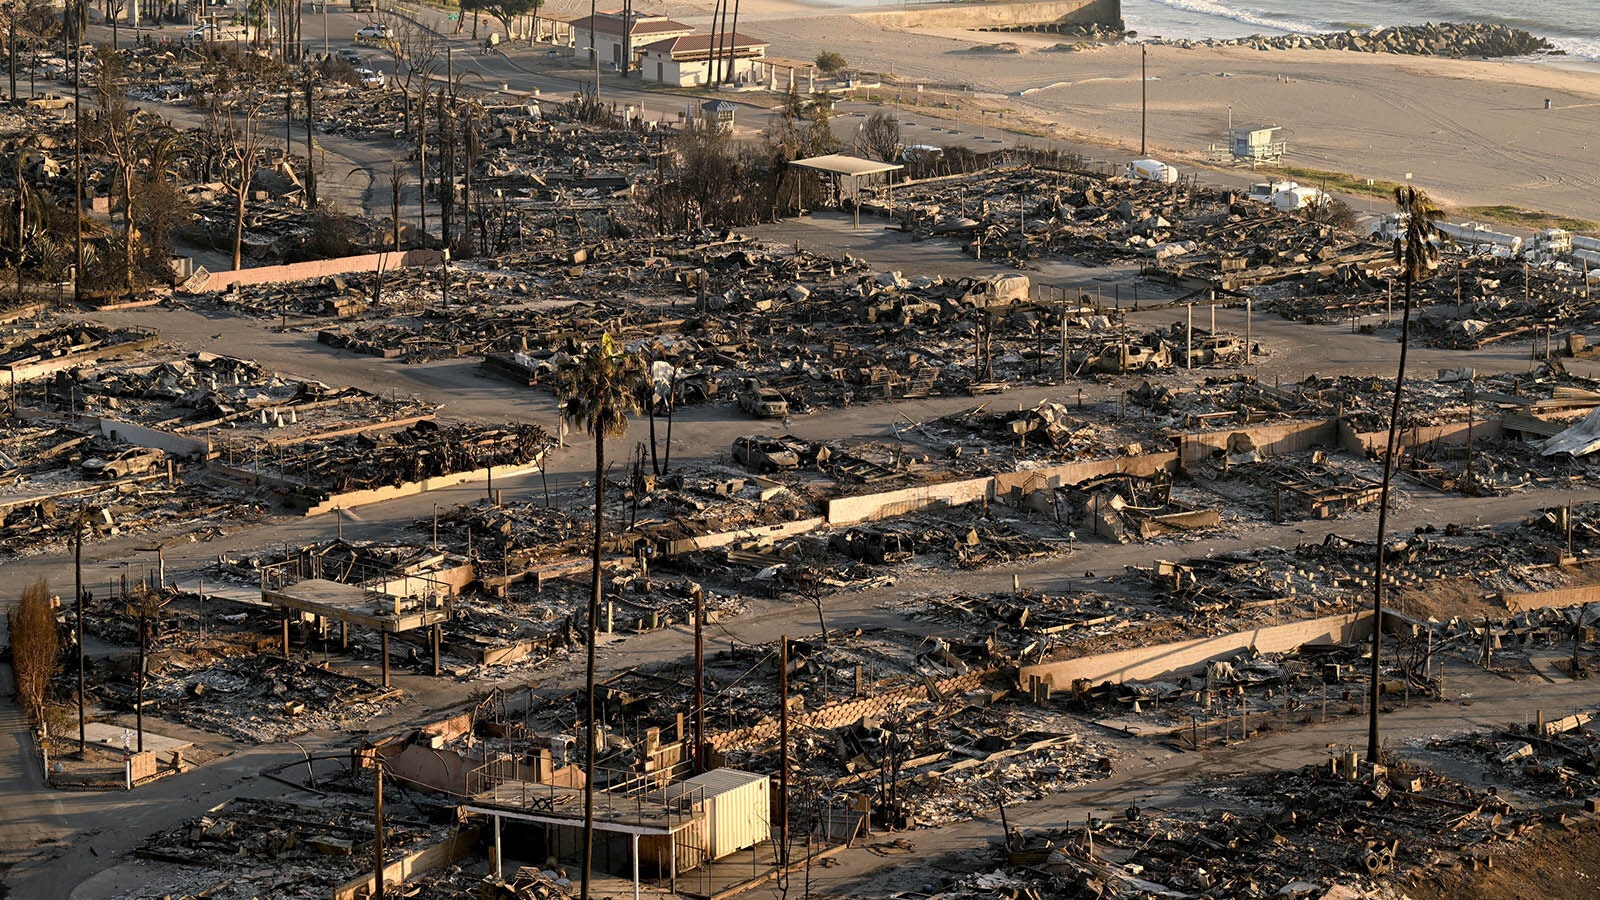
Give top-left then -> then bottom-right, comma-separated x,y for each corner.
466,781 -> 699,836
263,578 -> 447,633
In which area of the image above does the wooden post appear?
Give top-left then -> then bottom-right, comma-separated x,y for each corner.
381,632 -> 390,687
694,590 -> 705,775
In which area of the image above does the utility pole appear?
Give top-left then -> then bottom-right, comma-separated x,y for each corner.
304,70 -> 317,209
75,519 -> 85,754
1059,305 -> 1068,384
72,0 -> 82,305
588,0 -> 600,103
693,589 -> 705,774
418,87 -> 427,243
373,756 -> 386,900
1186,303 -> 1192,370
1139,43 -> 1147,157
778,636 -> 790,869
1245,298 -> 1253,366
135,604 -> 146,753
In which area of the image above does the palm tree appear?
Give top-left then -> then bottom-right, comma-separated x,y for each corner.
558,332 -> 645,900
1366,186 -> 1440,764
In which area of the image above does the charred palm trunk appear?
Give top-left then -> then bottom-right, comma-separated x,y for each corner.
581,433 -> 604,899
1367,275 -> 1412,763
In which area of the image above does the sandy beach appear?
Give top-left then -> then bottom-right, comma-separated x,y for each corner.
574,0 -> 1600,223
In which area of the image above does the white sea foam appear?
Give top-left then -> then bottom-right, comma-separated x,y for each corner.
1125,0 -> 1600,61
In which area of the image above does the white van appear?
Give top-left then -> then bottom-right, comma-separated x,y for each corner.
1127,158 -> 1178,184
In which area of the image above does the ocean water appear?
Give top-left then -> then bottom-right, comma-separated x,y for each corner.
1122,0 -> 1600,61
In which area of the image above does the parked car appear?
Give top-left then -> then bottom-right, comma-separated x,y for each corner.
355,23 -> 392,42
737,381 -> 788,418
81,447 -> 165,479
350,0 -> 374,11
335,47 -> 362,65
356,67 -> 385,89
731,436 -> 799,473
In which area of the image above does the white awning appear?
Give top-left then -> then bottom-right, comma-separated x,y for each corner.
788,154 -> 903,177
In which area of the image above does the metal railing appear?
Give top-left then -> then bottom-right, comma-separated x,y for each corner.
467,754 -> 704,828
258,554 -> 450,614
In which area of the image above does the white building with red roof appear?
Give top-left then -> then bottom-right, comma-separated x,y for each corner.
570,11 -> 695,72
638,31 -> 770,87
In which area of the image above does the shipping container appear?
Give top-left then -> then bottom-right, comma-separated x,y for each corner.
660,769 -> 771,860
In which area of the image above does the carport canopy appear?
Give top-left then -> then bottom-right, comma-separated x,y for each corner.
787,153 -> 904,178
787,154 -> 905,228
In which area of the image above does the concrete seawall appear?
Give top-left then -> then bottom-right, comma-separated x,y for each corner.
855,0 -> 1119,30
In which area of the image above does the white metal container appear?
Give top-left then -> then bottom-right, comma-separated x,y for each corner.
664,769 -> 771,860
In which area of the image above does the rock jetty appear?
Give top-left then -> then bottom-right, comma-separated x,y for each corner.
981,21 -> 1556,60
1163,22 -> 1556,58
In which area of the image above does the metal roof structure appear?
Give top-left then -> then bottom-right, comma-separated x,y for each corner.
788,154 -> 904,178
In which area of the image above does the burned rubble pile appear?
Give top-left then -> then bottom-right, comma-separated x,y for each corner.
1265,254 -> 1597,352
133,795 -> 451,900
25,350 -> 432,441
222,421 -> 549,507
141,655 -> 401,744
0,321 -> 158,368
783,705 -> 1117,831
1422,710 -> 1600,802
383,864 -> 576,900
1118,519 -> 1588,619
1411,597 -> 1600,678
0,432 -> 269,558
929,759 -> 1548,900
884,166 -> 1373,283
922,400 -> 1149,469
212,232 -> 1251,405
887,584 -> 1330,670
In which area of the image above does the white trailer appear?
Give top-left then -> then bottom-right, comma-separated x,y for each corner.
1436,221 -> 1524,257
1271,186 -> 1329,211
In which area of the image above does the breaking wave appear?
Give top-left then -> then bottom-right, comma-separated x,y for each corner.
1131,0 -> 1600,61
1134,0 -> 1332,36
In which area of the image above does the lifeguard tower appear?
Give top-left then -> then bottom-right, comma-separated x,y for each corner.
1229,124 -> 1287,167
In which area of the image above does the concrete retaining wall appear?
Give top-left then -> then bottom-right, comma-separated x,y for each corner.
827,476 -> 994,525
302,459 -> 544,516
332,827 -> 482,900
98,418 -> 210,459
663,517 -> 828,555
994,452 -> 1179,496
196,248 -> 444,293
1341,419 -> 1507,456
1502,583 -> 1600,612
1019,612 -> 1372,686
857,0 -> 1118,30
1181,419 -> 1338,464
